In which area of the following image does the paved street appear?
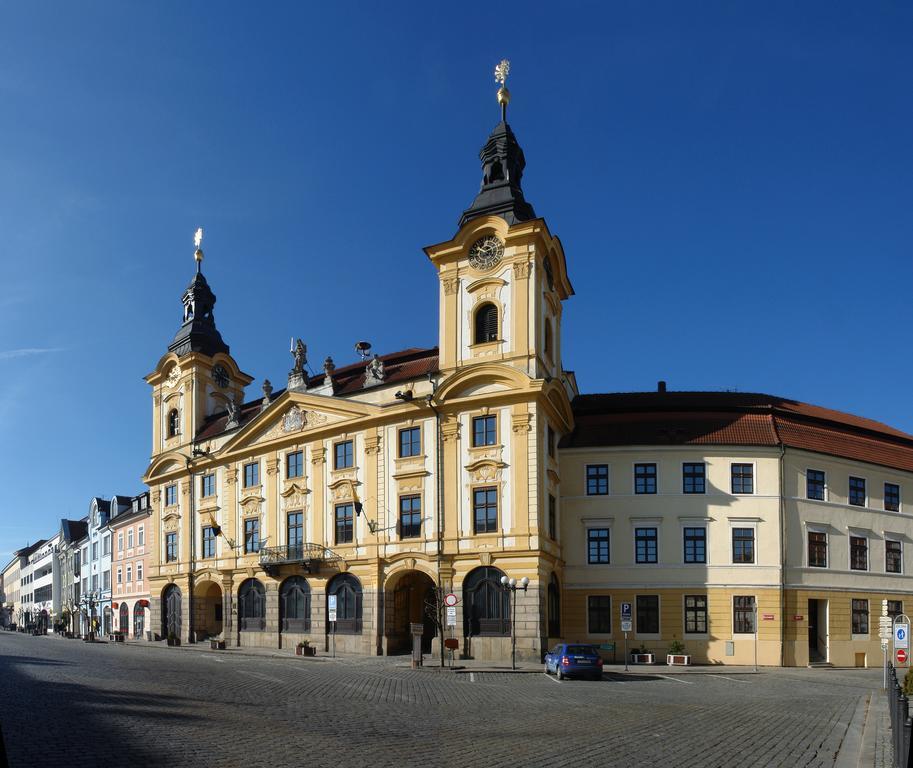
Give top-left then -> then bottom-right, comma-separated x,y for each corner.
0,632 -> 885,767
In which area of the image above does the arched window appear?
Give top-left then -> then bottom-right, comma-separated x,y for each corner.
463,566 -> 510,637
238,579 -> 265,631
280,576 -> 311,632
327,573 -> 362,635
119,603 -> 129,633
168,409 -> 180,437
474,303 -> 498,344
548,573 -> 560,637
133,601 -> 145,638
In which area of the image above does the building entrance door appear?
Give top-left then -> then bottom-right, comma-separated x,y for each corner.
808,599 -> 828,662
162,585 -> 182,640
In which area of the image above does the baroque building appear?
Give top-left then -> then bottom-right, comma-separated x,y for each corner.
140,69 -> 913,666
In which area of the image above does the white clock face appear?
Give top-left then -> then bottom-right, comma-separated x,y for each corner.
468,235 -> 504,271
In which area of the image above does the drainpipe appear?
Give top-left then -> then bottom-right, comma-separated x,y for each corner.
775,424 -> 786,668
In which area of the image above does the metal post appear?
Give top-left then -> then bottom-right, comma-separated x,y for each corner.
754,602 -> 759,672
332,620 -> 336,659
624,632 -> 628,672
511,587 -> 517,671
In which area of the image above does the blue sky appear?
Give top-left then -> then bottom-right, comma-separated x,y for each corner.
1,2 -> 911,561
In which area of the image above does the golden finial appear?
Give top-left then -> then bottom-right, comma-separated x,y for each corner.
494,59 -> 511,121
193,227 -> 204,272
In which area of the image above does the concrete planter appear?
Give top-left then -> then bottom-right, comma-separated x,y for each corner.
210,639 -> 226,650
631,653 -> 655,664
296,645 -> 316,656
666,654 -> 691,666
167,636 -> 181,647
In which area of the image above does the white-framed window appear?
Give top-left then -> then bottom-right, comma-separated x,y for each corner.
634,463 -> 658,495
731,526 -> 756,564
886,538 -> 903,574
849,533 -> 869,571
117,532 -> 124,552
732,595 -> 756,635
126,565 -> 132,583
634,527 -> 659,564
807,526 -> 828,568
127,529 -> 134,549
138,526 -> 145,547
585,464 -> 609,495
136,562 -> 143,582
806,468 -> 826,501
586,526 -> 611,564
116,567 -> 122,584
683,594 -> 709,636
849,476 -> 867,507
682,525 -> 707,564
885,483 -> 901,513
851,598 -> 869,637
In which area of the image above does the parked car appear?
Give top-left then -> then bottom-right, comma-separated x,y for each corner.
544,643 -> 604,680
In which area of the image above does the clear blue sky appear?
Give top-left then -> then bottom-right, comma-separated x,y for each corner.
1,2 -> 911,561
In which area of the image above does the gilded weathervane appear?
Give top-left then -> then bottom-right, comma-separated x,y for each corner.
194,227 -> 204,271
495,59 -> 511,120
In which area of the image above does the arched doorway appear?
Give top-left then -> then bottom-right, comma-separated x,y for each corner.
162,584 -> 182,640
279,576 -> 311,645
238,579 -> 265,632
119,603 -> 129,633
384,570 -> 436,654
193,581 -> 224,638
133,601 -> 146,639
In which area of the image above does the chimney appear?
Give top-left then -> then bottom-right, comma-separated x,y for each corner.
657,380 -> 667,393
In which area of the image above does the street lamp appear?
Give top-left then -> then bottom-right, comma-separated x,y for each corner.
500,575 -> 529,670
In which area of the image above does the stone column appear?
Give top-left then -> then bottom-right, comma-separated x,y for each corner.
265,581 -> 279,648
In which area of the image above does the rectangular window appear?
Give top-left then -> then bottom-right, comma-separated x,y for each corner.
885,483 -> 901,513
547,425 -> 556,458
548,495 -> 556,540
852,599 -> 869,635
808,531 -> 827,568
103,570 -> 111,591
102,536 -> 111,556
634,463 -> 657,494
243,462 -> 260,488
887,540 -> 903,574
733,596 -> 756,634
335,503 -> 354,544
126,565 -> 132,583
165,484 -> 177,506
849,476 -> 866,507
117,532 -> 124,552
92,574 -> 98,591
92,542 -> 98,560
202,526 -> 216,559
682,463 -> 706,494
398,427 -> 421,458
127,529 -> 134,549
472,415 -> 497,447
138,527 -> 145,547
683,527 -> 706,564
850,536 -> 868,571
636,595 -> 659,634
888,600 -> 903,620
587,596 -> 611,634
287,511 -> 303,553
286,451 -> 303,479
473,487 -> 498,534
201,473 -> 215,497
334,440 -> 353,470
586,464 -> 608,495
684,595 -> 708,634
399,495 -> 422,539
635,527 -> 658,564
116,567 -> 122,584
165,533 -> 177,562
244,519 -> 260,553
731,464 -> 754,494
732,528 -> 755,564
807,469 -> 826,501
585,527 -> 611,565
136,562 -> 143,582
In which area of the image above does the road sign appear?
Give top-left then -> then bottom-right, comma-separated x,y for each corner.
898,649 -> 908,664
446,606 -> 457,627
444,593 -> 458,607
621,602 -> 632,619
762,613 -> 774,621
328,595 -> 337,623
896,624 -> 909,650
621,620 -> 633,633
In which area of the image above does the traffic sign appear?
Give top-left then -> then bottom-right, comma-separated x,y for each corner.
896,624 -> 909,650
446,606 -> 457,627
898,649 -> 908,664
621,602 -> 632,619
444,593 -> 458,607
328,595 -> 338,623
621,620 -> 633,633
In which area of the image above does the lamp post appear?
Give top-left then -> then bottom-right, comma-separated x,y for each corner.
500,575 -> 529,670
80,591 -> 98,642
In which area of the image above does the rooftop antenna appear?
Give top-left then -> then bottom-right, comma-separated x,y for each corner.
355,341 -> 372,361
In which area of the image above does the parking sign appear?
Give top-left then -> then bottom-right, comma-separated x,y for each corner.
621,602 -> 632,619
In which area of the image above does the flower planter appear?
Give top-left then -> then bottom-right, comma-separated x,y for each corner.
167,636 -> 180,647
210,639 -> 226,650
666,654 -> 691,666
296,645 -> 316,657
631,653 -> 655,665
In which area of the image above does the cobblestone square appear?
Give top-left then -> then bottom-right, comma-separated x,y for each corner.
0,633 -> 886,767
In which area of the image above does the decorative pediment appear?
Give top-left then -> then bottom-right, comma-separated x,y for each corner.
328,477 -> 359,502
393,469 -> 430,493
280,483 -> 310,510
162,511 -> 181,532
239,495 -> 264,516
198,502 -> 220,520
465,457 -> 507,485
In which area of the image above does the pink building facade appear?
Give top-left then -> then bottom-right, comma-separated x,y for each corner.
109,491 -> 152,638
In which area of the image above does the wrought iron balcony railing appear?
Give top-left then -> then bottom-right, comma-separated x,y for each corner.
259,543 -> 340,575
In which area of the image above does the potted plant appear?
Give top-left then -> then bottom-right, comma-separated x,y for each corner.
112,630 -> 125,643
167,632 -> 180,647
630,645 -> 655,664
210,636 -> 226,650
666,637 -> 690,666
296,640 -> 316,657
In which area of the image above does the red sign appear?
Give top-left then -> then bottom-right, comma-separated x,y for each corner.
897,649 -> 908,664
444,638 -> 459,650
793,615 -> 804,621
762,613 -> 774,621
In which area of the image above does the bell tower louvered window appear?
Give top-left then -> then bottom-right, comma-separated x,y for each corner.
474,303 -> 498,344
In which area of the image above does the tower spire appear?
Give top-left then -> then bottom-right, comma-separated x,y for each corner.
459,59 -> 536,229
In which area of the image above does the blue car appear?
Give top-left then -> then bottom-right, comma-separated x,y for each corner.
544,643 -> 604,680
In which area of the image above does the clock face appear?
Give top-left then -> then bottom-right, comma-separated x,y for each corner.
468,235 -> 504,271
212,365 -> 229,388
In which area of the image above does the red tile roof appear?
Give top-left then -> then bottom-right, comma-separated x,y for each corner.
195,347 -> 438,441
565,391 -> 913,473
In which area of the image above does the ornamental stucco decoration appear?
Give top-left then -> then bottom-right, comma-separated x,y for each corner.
282,406 -> 307,433
165,365 -> 182,388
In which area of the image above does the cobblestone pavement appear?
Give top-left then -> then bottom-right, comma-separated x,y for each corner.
0,633 -> 884,768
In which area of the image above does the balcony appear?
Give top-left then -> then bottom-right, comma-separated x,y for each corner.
259,543 -> 340,576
